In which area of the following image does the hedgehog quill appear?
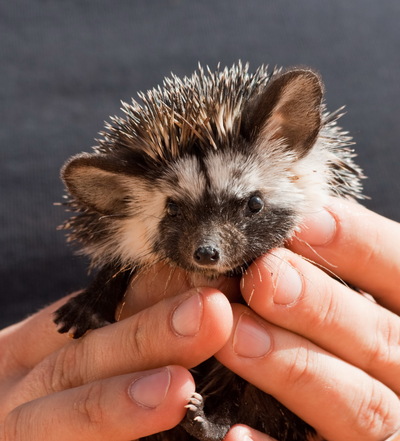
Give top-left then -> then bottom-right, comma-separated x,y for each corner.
54,63 -> 364,441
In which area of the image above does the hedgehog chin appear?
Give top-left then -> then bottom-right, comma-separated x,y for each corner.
186,262 -> 251,279
225,262 -> 251,278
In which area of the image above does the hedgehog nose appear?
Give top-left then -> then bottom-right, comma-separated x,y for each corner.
193,246 -> 220,266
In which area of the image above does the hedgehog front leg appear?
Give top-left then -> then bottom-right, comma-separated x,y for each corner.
54,263 -> 132,338
180,393 -> 231,441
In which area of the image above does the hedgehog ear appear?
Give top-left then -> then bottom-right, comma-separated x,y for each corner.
62,154 -> 131,215
242,69 -> 323,157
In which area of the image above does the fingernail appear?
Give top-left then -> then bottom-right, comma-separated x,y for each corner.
171,291 -> 203,336
233,313 -> 272,358
128,367 -> 171,409
297,208 -> 336,246
264,255 -> 303,305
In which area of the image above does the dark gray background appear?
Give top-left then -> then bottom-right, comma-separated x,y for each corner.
1,0 -> 399,327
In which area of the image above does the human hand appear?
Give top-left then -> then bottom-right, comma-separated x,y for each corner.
4,198 -> 400,441
0,274 -> 236,441
216,198 -> 400,441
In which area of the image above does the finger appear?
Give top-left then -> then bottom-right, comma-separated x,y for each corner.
225,424 -> 277,441
8,288 -> 232,408
0,294 -> 77,374
216,304 -> 400,441
385,430 -> 400,441
289,198 -> 400,313
2,365 -> 194,441
0,263 -> 239,375
241,249 -> 400,393
118,262 -> 241,318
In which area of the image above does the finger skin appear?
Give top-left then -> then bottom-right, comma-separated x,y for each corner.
241,249 -> 400,393
119,262 -> 241,317
289,198 -> 400,313
2,365 -> 194,441
225,424 -> 277,441
3,288 -> 232,413
0,264 -> 240,375
216,304 -> 400,441
0,295 -> 77,374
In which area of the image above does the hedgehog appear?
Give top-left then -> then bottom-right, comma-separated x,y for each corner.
54,63 -> 364,441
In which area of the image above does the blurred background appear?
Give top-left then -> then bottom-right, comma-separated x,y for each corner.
1,0 -> 399,327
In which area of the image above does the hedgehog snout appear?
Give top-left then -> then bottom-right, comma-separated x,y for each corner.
193,245 -> 220,266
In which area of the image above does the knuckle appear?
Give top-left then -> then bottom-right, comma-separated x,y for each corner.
75,381 -> 107,429
299,272 -> 340,334
0,405 -> 28,441
49,344 -> 82,391
3,406 -> 25,441
355,381 -> 398,437
364,314 -> 400,371
284,342 -> 316,387
28,343 -> 83,395
124,309 -> 158,365
354,224 -> 381,273
308,279 -> 339,330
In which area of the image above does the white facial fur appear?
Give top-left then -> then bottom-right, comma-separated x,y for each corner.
206,139 -> 332,216
79,177 -> 167,267
79,137 -> 333,269
166,155 -> 207,204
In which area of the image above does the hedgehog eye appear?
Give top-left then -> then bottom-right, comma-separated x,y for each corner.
166,200 -> 180,217
247,195 -> 264,213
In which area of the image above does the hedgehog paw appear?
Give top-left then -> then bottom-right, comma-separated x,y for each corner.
54,293 -> 111,339
180,392 -> 230,441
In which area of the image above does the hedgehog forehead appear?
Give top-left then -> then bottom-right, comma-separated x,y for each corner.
161,150 -> 267,205
163,155 -> 206,203
205,150 -> 265,198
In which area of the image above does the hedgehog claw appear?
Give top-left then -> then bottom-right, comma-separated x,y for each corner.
180,392 -> 230,441
54,291 -> 112,338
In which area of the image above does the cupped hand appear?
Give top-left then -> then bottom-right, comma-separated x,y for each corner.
0,277 -> 235,440
3,198 -> 400,441
217,198 -> 400,441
